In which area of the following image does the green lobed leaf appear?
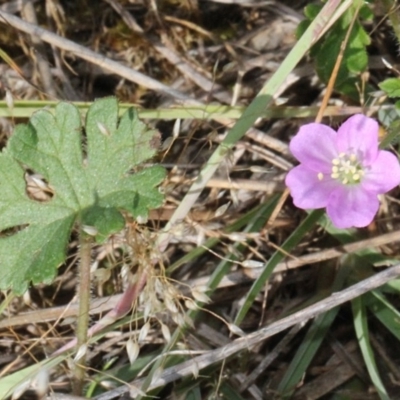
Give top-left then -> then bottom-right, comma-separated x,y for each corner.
0,97 -> 165,293
300,2 -> 371,100
379,78 -> 400,98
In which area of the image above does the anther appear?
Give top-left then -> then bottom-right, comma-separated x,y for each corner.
317,172 -> 324,181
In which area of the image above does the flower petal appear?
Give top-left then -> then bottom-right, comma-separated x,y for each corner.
361,150 -> 400,193
289,123 -> 338,172
336,114 -> 379,164
285,165 -> 338,209
326,186 -> 379,229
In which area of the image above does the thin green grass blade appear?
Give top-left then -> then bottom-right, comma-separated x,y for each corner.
382,278 -> 400,293
352,296 -> 390,400
220,382 -> 248,400
184,385 -> 202,400
277,311 -> 339,398
365,290 -> 400,341
0,101 -> 390,119
234,209 -> 324,325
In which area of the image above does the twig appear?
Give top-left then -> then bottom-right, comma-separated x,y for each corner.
315,2 -> 361,123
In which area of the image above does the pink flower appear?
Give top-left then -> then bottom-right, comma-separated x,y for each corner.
285,114 -> 400,229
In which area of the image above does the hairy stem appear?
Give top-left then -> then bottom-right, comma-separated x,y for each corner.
72,232 -> 93,396
381,0 -> 400,47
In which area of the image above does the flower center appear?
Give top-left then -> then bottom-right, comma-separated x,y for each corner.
330,152 -> 364,185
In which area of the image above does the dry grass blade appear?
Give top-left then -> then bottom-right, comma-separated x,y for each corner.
0,10 -> 189,100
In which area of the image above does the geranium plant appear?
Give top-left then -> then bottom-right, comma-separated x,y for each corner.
0,97 -> 166,394
0,97 -> 165,293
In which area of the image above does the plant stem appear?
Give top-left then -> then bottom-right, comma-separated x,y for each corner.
381,0 -> 400,47
72,231 -> 93,396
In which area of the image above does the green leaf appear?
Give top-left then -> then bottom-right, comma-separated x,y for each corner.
0,98 -> 165,293
352,296 -> 390,400
303,3 -> 372,99
379,78 -> 400,98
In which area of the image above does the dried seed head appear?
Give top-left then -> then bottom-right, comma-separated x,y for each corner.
161,136 -> 174,152
74,344 -> 88,362
171,312 -> 186,327
5,89 -> 14,111
241,259 -> 264,269
164,296 -> 178,314
172,118 -> 181,139
214,202 -> 230,218
184,298 -> 198,310
100,380 -> 118,389
120,264 -> 133,283
126,339 -> 140,364
154,278 -> 164,295
166,284 -> 180,298
228,323 -> 245,337
160,323 -> 171,343
90,260 -> 99,273
138,321 -> 150,343
22,290 -> 32,307
226,232 -> 247,242
191,289 -> 211,304
143,301 -> 152,321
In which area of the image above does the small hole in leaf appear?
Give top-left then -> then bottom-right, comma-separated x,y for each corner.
25,172 -> 54,202
0,224 -> 29,237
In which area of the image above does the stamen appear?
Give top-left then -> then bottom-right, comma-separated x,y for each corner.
330,152 -> 364,186
317,172 -> 324,181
